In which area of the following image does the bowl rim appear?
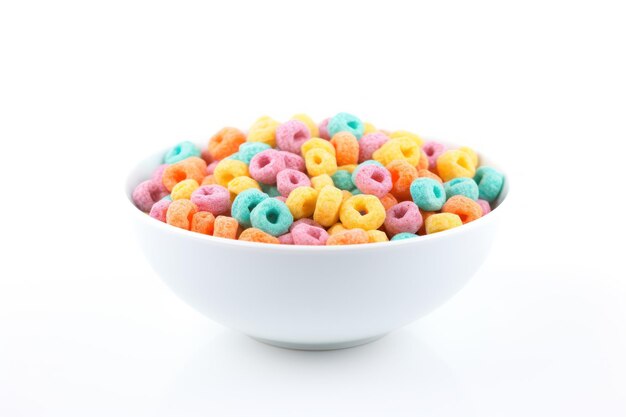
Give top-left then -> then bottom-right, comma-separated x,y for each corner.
125,140 -> 510,252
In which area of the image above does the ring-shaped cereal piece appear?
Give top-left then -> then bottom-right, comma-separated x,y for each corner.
209,127 -> 246,160
231,142 -> 271,165
171,179 -> 200,201
249,149 -> 286,185
291,223 -> 329,246
231,188 -> 269,228
190,211 -> 216,235
166,199 -> 198,230
313,185 -> 343,227
213,159 -> 249,187
247,116 -> 280,147
301,138 -> 336,158
164,141 -> 201,164
330,170 -> 354,191
436,149 -> 476,182
444,177 -> 479,201
354,164 -> 392,198
285,186 -> 318,220
228,176 -> 261,201
149,199 -> 171,222
442,195 -> 483,224
276,169 -> 311,197
410,178 -> 446,211
162,157 -> 207,192
474,166 -> 504,202
213,216 -> 239,239
327,112 -> 364,140
386,159 -> 418,201
331,132 -> 359,166
425,213 -> 463,234
250,197 -> 294,236
190,185 -> 231,215
339,195 -> 386,231
305,148 -> 337,177
384,201 -> 422,236
132,179 -> 169,212
275,120 -> 311,155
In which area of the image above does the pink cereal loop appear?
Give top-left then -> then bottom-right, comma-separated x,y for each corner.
275,120 -> 311,155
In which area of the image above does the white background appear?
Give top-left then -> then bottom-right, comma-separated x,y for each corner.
1,1 -> 625,416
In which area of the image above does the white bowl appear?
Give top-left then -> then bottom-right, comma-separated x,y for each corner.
126,142 -> 509,350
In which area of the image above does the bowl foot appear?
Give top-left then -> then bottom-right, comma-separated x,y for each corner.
250,334 -> 387,351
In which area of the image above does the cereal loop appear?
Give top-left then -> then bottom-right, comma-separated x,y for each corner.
442,195 -> 482,224
166,199 -> 198,230
313,185 -> 343,227
209,127 -> 246,160
339,195 -> 386,231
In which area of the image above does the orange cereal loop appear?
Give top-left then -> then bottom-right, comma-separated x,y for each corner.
166,199 -> 198,230
379,193 -> 399,211
208,127 -> 246,160
238,227 -> 280,244
417,210 -> 436,235
162,157 -> 207,192
386,160 -> 418,201
341,190 -> 353,203
213,216 -> 239,239
331,132 -> 359,166
327,228 -> 369,245
442,195 -> 483,224
201,175 -> 217,186
190,211 -> 215,235
417,169 -> 443,183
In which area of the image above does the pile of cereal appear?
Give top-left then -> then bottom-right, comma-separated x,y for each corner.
132,113 -> 505,245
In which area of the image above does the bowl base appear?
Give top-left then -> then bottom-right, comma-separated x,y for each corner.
250,334 -> 387,351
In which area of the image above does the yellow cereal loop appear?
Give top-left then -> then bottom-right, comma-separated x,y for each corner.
171,179 -> 199,201
227,176 -> 260,201
372,137 -> 421,166
313,185 -> 343,227
425,213 -> 463,234
301,138 -> 336,157
305,148 -> 337,177
247,116 -> 280,147
436,150 -> 476,182
291,113 -> 319,137
213,159 -> 249,187
367,230 -> 389,243
337,164 -> 357,173
389,130 -> 424,147
459,146 -> 479,167
311,174 -> 334,191
327,222 -> 347,235
363,122 -> 378,135
339,194 -> 386,231
285,186 -> 318,219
